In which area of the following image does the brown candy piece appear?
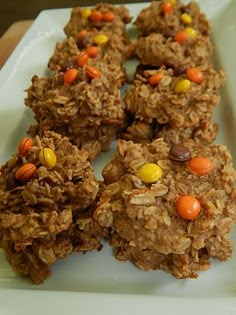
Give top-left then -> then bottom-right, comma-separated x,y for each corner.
180,6 -> 190,14
174,64 -> 188,76
60,60 -> 76,72
169,145 -> 191,163
91,21 -> 103,30
76,35 -> 89,49
5,172 -> 18,191
163,29 -> 176,38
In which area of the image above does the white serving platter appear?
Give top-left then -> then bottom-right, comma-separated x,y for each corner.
0,1 -> 236,314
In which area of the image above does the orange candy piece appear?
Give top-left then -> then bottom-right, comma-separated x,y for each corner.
85,65 -> 101,79
18,137 -> 33,156
160,2 -> 173,15
186,68 -> 204,83
102,12 -> 115,22
76,30 -> 88,38
63,68 -> 78,84
86,46 -> 99,58
174,30 -> 188,44
176,195 -> 201,220
77,51 -> 89,67
90,10 -> 103,22
15,163 -> 37,182
148,73 -> 164,86
187,156 -> 213,176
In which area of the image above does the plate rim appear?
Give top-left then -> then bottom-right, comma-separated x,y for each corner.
0,2 -> 236,313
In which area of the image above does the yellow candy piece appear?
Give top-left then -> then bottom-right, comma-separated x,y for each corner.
137,163 -> 163,184
93,34 -> 109,45
82,8 -> 92,18
175,79 -> 191,94
180,13 -> 192,24
39,148 -> 57,168
185,27 -> 197,38
168,0 -> 176,5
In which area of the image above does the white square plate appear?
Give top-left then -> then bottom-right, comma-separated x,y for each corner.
0,1 -> 236,314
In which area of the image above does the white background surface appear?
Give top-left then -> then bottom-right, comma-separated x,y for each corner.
0,1 -> 236,314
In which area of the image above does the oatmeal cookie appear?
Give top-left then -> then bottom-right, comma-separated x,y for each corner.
122,118 -> 218,145
124,65 -> 224,128
0,131 -> 106,283
131,33 -> 212,69
134,0 -> 210,37
64,3 -> 131,38
25,62 -> 126,159
94,138 -> 236,278
49,25 -> 130,72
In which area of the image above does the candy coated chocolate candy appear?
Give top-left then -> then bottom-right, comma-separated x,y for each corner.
61,61 -> 76,72
39,148 -> 57,168
169,145 -> 191,163
137,163 -> 162,183
176,195 -> 201,220
18,137 -> 33,156
76,35 -> 89,50
174,64 -> 188,76
188,157 -> 212,176
6,172 -> 18,190
15,163 -> 37,182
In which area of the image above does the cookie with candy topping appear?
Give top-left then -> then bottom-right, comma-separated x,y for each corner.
94,138 -> 236,278
0,131 -> 106,283
124,64 -> 224,129
49,27 -> 130,72
25,61 -> 126,160
64,3 -> 131,39
130,32 -> 212,69
134,0 -> 210,37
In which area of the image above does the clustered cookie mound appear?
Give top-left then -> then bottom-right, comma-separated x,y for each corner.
25,62 -> 126,160
123,0 -> 224,146
93,0 -> 236,280
64,3 -> 131,38
0,0 -> 235,284
25,3 -> 132,160
0,131 -> 106,283
122,118 -> 219,146
95,139 -> 236,278
129,0 -> 212,70
123,65 -> 224,141
134,1 -> 210,36
131,33 -> 213,69
48,32 -> 128,72
49,3 -> 131,71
